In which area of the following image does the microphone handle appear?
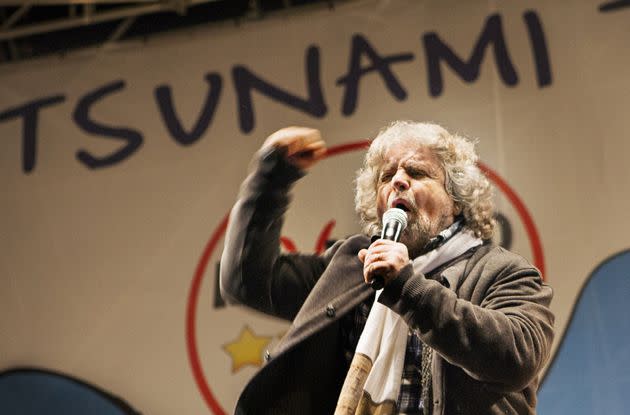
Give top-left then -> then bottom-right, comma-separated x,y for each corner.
369,220 -> 403,290
370,275 -> 385,290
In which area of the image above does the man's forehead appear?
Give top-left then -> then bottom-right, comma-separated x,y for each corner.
381,142 -> 437,164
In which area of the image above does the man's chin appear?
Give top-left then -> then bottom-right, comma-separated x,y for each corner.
401,233 -> 429,259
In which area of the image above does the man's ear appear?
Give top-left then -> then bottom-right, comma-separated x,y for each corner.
454,202 -> 463,216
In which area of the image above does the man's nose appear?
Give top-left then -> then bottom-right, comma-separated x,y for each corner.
392,171 -> 410,191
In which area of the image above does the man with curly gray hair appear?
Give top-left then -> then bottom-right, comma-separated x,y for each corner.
221,122 -> 554,415
355,121 -> 494,258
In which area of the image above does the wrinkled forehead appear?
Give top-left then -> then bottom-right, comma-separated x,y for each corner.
369,135 -> 447,184
374,135 -> 438,164
373,129 -> 437,154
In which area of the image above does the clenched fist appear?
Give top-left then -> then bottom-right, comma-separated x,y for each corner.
262,126 -> 327,170
358,239 -> 410,286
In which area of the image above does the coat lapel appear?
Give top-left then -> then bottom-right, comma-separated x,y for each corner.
273,235 -> 373,357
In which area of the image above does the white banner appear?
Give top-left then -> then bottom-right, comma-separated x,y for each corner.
1,1 -> 628,413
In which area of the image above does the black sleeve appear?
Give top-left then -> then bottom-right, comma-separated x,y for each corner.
220,147 -> 340,321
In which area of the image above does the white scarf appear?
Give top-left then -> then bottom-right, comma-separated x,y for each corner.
334,230 -> 482,414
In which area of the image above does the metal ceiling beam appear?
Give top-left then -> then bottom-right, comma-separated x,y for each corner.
0,0 -> 217,41
0,0 -> 342,63
0,0 -> 160,5
2,3 -> 32,30
102,15 -> 135,48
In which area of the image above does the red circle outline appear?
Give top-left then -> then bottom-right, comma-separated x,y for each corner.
186,140 -> 545,414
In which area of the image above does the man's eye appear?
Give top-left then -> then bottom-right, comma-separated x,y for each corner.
408,168 -> 426,178
380,173 -> 394,182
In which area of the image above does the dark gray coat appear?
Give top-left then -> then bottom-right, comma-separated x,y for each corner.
220,149 -> 554,414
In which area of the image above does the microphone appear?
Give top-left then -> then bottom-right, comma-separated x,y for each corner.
370,207 -> 408,290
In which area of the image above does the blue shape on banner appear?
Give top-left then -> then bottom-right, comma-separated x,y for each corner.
0,368 -> 140,415
538,249 -> 630,414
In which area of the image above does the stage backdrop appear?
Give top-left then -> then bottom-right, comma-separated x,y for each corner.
1,0 -> 629,413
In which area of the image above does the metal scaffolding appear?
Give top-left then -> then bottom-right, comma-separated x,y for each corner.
0,0 -> 336,62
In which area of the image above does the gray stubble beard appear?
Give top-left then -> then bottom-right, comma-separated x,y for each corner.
401,216 -> 432,259
402,212 -> 454,259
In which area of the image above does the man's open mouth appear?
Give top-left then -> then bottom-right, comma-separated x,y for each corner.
392,198 -> 412,212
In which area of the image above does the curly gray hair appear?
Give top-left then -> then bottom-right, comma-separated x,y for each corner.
355,121 -> 495,240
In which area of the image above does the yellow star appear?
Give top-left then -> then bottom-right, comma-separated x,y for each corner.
222,325 -> 272,373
